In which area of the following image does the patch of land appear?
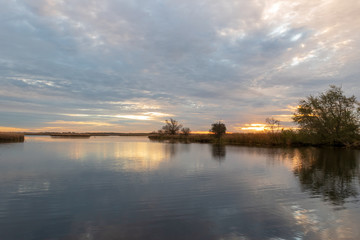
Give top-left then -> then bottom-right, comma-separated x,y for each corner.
149,132 -> 360,148
0,133 -> 25,143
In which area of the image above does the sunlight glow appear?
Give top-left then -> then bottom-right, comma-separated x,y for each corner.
46,120 -> 116,126
240,123 -> 267,131
144,112 -> 173,117
191,131 -> 212,134
66,141 -> 170,172
114,115 -> 151,120
0,126 -> 28,132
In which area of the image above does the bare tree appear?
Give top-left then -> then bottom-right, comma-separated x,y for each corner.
265,117 -> 280,133
162,118 -> 183,135
181,127 -> 191,136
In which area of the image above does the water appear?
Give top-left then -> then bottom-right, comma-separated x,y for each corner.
0,136 -> 359,240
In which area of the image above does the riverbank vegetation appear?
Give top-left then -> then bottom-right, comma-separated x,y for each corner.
150,86 -> 360,148
0,133 -> 25,143
149,130 -> 310,146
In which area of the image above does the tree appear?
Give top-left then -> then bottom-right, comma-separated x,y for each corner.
162,118 -> 183,135
210,121 -> 226,139
181,127 -> 191,136
293,85 -> 360,145
265,117 -> 280,133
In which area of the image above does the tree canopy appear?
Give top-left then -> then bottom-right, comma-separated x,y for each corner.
210,121 -> 226,139
293,85 -> 360,145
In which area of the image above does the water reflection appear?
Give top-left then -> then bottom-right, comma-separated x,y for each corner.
292,148 -> 359,205
211,144 -> 226,162
25,136 -> 176,172
267,147 -> 360,205
2,137 -> 360,239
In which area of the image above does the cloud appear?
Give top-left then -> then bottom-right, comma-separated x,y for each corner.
1,0 -> 359,131
0,126 -> 29,132
46,120 -> 116,127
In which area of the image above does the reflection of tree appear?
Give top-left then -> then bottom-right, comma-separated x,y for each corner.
293,148 -> 359,205
211,144 -> 226,162
164,143 -> 178,158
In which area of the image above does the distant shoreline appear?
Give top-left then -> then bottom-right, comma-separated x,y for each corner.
24,132 -> 151,136
0,132 -> 150,143
148,133 -> 360,149
2,132 -> 359,148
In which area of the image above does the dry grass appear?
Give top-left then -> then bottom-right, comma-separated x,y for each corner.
0,133 -> 25,143
148,131 -> 310,147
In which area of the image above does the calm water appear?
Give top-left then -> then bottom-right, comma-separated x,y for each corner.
1,136 -> 360,240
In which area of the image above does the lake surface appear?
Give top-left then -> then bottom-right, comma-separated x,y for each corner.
0,136 -> 360,240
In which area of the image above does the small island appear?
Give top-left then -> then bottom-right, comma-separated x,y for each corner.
0,133 -> 25,143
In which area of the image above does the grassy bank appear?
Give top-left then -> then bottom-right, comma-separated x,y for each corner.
0,133 -> 25,143
149,134 -> 214,143
148,133 -> 296,146
149,130 -> 360,148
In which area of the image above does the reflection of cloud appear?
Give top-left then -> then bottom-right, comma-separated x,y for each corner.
290,205 -> 320,232
62,139 -> 171,172
17,181 -> 51,193
113,142 -> 171,172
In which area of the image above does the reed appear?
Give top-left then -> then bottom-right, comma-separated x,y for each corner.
0,133 -> 25,143
148,134 -> 212,143
148,130 -> 316,147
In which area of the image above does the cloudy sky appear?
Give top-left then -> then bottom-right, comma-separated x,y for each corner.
1,0 -> 359,132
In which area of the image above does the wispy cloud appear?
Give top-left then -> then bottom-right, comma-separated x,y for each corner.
46,121 -> 116,127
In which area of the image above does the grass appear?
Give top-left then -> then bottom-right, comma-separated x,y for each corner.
149,134 -> 212,143
0,133 -> 25,143
148,130 -> 350,147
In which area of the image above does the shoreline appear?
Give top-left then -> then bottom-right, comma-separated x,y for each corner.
25,132 -> 150,136
148,133 -> 360,149
0,133 -> 25,143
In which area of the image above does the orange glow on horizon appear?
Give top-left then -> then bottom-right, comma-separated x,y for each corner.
239,123 -> 267,132
0,126 -> 29,132
191,131 -> 211,134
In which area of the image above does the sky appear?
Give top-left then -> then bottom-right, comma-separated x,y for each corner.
1,0 -> 360,133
